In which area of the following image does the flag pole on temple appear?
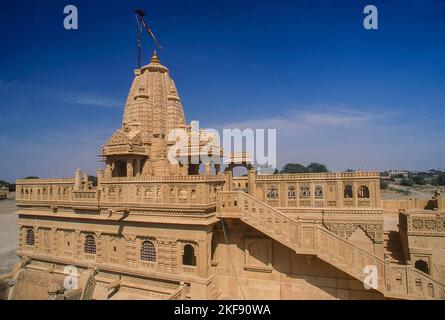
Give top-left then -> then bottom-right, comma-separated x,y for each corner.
135,9 -> 163,69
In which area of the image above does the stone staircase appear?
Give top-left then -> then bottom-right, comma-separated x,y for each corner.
217,191 -> 445,299
384,231 -> 406,264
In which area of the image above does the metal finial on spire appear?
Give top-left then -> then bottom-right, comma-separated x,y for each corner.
151,50 -> 160,64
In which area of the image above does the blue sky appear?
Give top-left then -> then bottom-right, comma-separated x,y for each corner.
1,0 -> 444,181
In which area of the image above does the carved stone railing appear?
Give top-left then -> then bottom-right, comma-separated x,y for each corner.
16,176 -> 226,209
255,171 -> 380,180
386,264 -> 445,299
217,191 -> 445,299
16,179 -> 76,202
317,226 -> 385,290
168,283 -> 188,300
101,175 -> 225,183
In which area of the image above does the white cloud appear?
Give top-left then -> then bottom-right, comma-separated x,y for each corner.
0,80 -> 123,109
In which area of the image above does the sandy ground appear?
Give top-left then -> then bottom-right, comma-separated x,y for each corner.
0,199 -> 19,274
381,184 -> 445,200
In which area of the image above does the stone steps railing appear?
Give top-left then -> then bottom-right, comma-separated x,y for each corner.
217,191 -> 445,299
168,283 -> 188,300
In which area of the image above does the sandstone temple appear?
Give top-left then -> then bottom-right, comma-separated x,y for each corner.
1,52 -> 444,300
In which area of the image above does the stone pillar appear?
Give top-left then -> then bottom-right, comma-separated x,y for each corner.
97,169 -> 104,187
196,241 -> 208,278
171,241 -> 178,273
96,233 -> 102,263
74,169 -> 82,191
336,181 -> 342,208
18,225 -> 23,251
105,162 -> 112,178
437,194 -> 444,210
75,230 -> 82,260
226,169 -> 233,191
310,182 -> 316,207
214,163 -> 221,175
204,163 -> 211,175
35,227 -> 41,254
374,179 -> 381,208
51,228 -> 58,256
126,159 -> 133,177
83,173 -> 89,191
135,159 -> 141,176
248,168 -> 256,196
130,236 -> 137,267
353,181 -> 358,207
157,240 -> 166,272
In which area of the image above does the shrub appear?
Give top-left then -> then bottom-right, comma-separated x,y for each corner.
400,178 -> 414,186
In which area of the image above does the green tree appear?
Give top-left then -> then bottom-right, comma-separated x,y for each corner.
438,175 -> 445,186
413,176 -> 426,185
380,180 -> 388,190
280,163 -> 308,173
0,180 -> 15,191
306,162 -> 329,173
88,175 -> 98,187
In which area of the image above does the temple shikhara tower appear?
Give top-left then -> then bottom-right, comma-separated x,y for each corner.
1,51 -> 444,299
102,52 -> 187,177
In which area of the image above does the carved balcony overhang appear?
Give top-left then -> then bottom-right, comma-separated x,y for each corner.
101,144 -> 146,156
402,210 -> 445,236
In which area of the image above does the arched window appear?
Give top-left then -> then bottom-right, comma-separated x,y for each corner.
315,186 -> 323,198
415,260 -> 429,274
84,235 -> 96,254
141,241 -> 156,262
183,244 -> 196,266
344,185 -> 353,198
267,186 -> 278,199
26,229 -> 35,246
358,185 -> 370,198
178,189 -> 187,199
288,186 -> 296,199
300,186 -> 310,198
